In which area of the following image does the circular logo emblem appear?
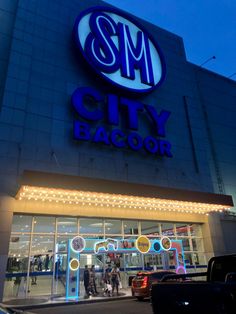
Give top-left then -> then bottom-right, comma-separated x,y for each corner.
153,241 -> 161,252
70,236 -> 86,253
74,6 -> 166,93
160,236 -> 172,251
135,235 -> 151,253
69,258 -> 80,271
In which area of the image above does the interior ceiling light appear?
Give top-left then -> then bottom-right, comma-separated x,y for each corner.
16,185 -> 232,215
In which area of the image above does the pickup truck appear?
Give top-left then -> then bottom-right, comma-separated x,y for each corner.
151,254 -> 236,314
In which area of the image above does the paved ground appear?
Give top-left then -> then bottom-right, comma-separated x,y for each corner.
32,299 -> 153,314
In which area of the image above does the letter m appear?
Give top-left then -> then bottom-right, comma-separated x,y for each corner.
118,23 -> 154,86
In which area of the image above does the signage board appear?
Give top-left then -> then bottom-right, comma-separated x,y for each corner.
74,6 -> 166,93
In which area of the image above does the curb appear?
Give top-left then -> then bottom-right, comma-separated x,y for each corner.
3,295 -> 134,311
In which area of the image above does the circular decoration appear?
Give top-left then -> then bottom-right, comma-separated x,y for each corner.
74,6 -> 166,93
70,236 -> 86,253
176,266 -> 186,274
69,258 -> 80,271
135,235 -> 151,254
160,237 -> 172,251
153,241 -> 161,252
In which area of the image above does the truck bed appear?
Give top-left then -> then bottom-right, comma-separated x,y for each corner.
151,281 -> 236,314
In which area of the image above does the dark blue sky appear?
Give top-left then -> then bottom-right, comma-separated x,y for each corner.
106,0 -> 236,80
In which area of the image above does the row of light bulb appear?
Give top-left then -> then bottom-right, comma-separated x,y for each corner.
16,186 -> 230,215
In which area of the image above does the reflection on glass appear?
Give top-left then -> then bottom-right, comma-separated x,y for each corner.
190,224 -> 202,237
124,252 -> 142,268
56,236 -> 70,253
182,238 -> 190,251
123,220 -> 138,235
79,218 -> 103,234
6,256 -> 29,273
57,217 -> 78,234
141,221 -> 159,236
193,253 -> 206,265
8,234 -> 30,258
192,238 -> 203,251
175,223 -> 188,236
161,223 -> 174,236
33,216 -> 56,233
12,215 -> 32,233
31,235 -> 54,254
184,252 -> 193,265
104,220 -> 121,235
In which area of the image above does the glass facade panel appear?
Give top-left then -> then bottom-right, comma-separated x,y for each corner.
161,222 -> 174,236
79,218 -> 103,234
11,215 -> 32,233
193,253 -> 206,265
141,221 -> 159,236
5,214 -> 206,301
175,223 -> 188,236
8,234 -> 30,259
57,217 -> 78,234
182,238 -> 191,251
184,252 -> 194,266
31,235 -> 54,255
104,219 -> 121,235
33,216 -> 56,233
192,238 -> 204,251
56,236 -> 71,253
123,220 -> 138,235
190,224 -> 202,237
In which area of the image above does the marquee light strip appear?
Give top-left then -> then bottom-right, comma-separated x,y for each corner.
16,185 -> 231,215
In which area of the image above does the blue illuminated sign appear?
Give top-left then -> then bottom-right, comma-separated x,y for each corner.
74,6 -> 166,93
72,7 -> 172,158
71,86 -> 172,157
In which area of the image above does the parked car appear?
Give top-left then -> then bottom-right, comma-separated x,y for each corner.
131,270 -> 176,301
151,254 -> 236,314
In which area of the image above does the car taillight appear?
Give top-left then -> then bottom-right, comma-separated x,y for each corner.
141,276 -> 148,288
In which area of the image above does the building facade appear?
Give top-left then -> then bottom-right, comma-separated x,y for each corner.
0,0 -> 235,302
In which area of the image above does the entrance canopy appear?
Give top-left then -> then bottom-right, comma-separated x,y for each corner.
15,171 -> 233,216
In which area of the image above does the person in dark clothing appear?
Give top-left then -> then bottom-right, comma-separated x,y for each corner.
83,265 -> 90,297
45,254 -> 49,271
111,265 -> 121,295
90,265 -> 98,295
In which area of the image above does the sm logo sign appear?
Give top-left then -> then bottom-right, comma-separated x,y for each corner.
74,6 -> 166,93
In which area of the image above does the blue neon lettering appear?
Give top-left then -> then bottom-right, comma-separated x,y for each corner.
74,121 -> 91,140
107,94 -> 119,126
93,126 -> 110,145
145,104 -> 171,137
110,129 -> 126,148
85,12 -> 120,73
120,97 -> 144,130
159,140 -> 172,157
143,136 -> 158,154
72,87 -> 104,121
127,132 -> 143,151
118,23 -> 154,85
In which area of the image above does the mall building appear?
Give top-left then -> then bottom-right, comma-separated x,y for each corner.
0,0 -> 236,303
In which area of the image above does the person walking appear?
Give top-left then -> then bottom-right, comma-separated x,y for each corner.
83,265 -> 90,298
90,265 -> 98,295
110,265 -> 121,296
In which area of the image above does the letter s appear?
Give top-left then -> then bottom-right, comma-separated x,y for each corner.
85,12 -> 120,73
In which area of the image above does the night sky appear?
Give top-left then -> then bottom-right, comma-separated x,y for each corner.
105,0 -> 236,80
